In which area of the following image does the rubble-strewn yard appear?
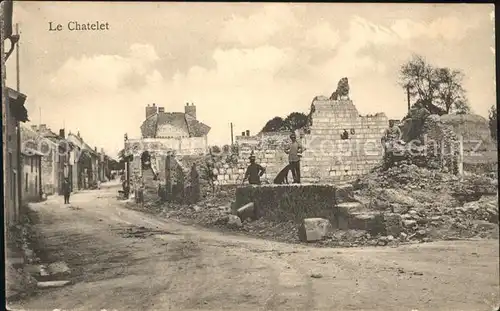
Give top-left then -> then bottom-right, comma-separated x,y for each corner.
5,213 -> 39,302
127,161 -> 498,248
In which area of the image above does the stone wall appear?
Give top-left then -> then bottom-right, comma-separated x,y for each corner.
202,99 -> 388,185
440,114 -> 498,174
300,99 -> 388,183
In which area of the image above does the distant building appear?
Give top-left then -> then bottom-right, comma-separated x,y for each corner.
123,102 -> 211,183
140,103 -> 211,141
21,148 -> 43,203
24,124 -> 69,196
67,132 -> 99,189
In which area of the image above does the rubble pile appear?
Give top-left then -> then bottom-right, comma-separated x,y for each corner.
129,157 -> 498,248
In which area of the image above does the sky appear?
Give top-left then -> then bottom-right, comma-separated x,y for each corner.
6,2 -> 496,158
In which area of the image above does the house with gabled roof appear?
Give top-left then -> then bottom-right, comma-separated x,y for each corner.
123,102 -> 211,187
140,103 -> 211,139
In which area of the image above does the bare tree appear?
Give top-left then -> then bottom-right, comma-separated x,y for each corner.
399,55 -> 470,114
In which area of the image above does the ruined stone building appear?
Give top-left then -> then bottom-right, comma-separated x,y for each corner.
228,94 -> 388,184
125,102 -> 211,178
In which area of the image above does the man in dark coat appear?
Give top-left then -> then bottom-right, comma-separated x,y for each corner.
242,155 -> 266,185
63,178 -> 71,204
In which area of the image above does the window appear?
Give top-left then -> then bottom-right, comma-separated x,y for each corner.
31,157 -> 33,172
25,173 -> 28,192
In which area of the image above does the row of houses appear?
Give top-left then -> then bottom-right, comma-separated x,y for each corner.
4,86 -> 113,229
20,123 -> 112,202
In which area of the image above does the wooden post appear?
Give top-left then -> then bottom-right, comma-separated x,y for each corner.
15,23 -> 22,214
15,23 -> 19,92
230,122 -> 234,145
1,4 -> 10,225
458,135 -> 464,179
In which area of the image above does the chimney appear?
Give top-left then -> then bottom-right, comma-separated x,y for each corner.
59,129 -> 65,138
185,102 -> 196,119
158,107 -> 165,113
39,124 -> 47,131
241,131 -> 245,136
77,131 -> 80,137
94,146 -> 97,152
246,130 -> 250,136
146,103 -> 157,119
31,125 -> 37,131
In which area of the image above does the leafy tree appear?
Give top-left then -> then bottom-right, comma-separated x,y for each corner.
399,54 -> 470,114
261,113 -> 308,133
282,112 -> 308,131
210,145 -> 221,154
489,105 -> 497,141
261,117 -> 284,132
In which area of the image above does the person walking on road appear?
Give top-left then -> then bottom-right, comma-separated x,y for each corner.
284,133 -> 304,183
63,178 -> 71,204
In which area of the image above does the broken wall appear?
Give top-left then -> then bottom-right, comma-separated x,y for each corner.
199,99 -> 388,185
301,98 -> 388,182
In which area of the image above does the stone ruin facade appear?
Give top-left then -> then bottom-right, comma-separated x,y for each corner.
300,97 -> 387,182
224,83 -> 389,184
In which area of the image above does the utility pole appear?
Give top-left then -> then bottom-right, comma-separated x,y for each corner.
15,22 -> 23,211
15,23 -> 19,92
2,1 -> 10,224
230,122 -> 234,145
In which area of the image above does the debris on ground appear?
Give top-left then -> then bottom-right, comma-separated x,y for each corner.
298,218 -> 331,242
127,161 -> 498,247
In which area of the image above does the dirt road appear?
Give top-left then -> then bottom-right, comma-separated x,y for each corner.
9,182 -> 499,311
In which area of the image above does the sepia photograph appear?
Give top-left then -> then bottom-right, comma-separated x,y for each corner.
2,1 -> 498,310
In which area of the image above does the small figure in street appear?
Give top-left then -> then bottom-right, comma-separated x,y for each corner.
284,133 -> 304,183
381,120 -> 402,169
97,179 -> 101,190
63,178 -> 71,204
242,154 -> 266,185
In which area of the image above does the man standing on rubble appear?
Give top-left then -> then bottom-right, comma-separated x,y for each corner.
242,154 -> 266,185
381,120 -> 402,169
285,133 -> 304,183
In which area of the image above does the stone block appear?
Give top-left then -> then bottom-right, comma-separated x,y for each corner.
237,202 -> 256,221
298,218 -> 331,242
348,212 -> 385,235
383,213 -> 403,237
336,202 -> 366,215
47,261 -> 71,275
227,215 -> 243,228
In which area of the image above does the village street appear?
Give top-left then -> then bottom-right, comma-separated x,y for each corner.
7,182 -> 499,311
